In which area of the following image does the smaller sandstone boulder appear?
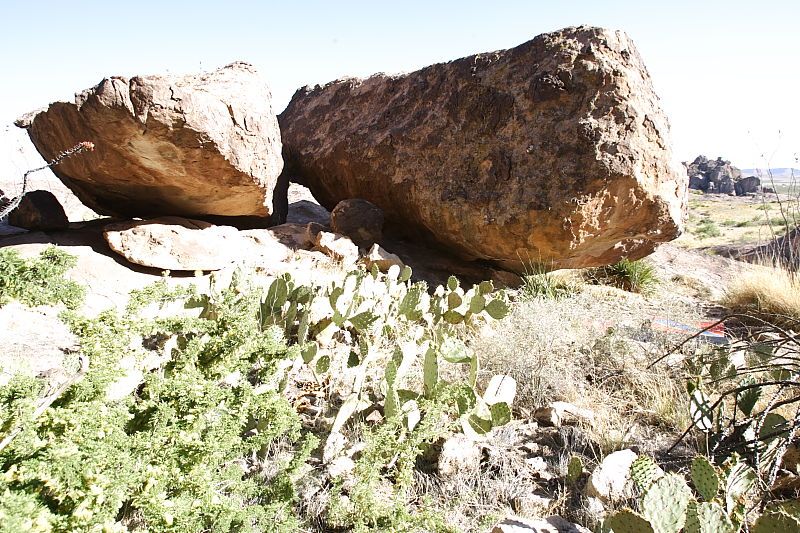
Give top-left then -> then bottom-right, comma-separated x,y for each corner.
104,217 -> 241,271
362,244 -> 404,272
585,449 -> 637,503
7,190 -> 69,230
330,199 -> 384,248
314,231 -> 359,265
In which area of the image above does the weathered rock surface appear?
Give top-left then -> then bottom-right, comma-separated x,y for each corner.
18,62 -> 283,220
685,155 -> 760,196
280,26 -> 686,271
330,199 -> 384,248
7,190 -> 69,230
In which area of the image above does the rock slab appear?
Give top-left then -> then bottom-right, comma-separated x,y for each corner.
18,62 -> 283,220
280,26 -> 686,271
104,217 -> 242,270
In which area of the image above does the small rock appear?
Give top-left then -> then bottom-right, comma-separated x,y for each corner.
7,190 -> 69,230
362,243 -> 405,272
266,222 -> 313,250
585,449 -> 637,503
513,494 -> 555,517
526,457 -> 555,480
365,410 -> 384,425
327,456 -> 356,479
437,434 -> 481,477
533,407 -> 562,427
305,222 -> 326,246
314,231 -> 359,265
330,198 -> 384,248
533,402 -> 595,428
490,515 -> 591,533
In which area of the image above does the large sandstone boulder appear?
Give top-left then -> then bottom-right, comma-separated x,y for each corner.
279,26 -> 686,271
17,62 -> 283,220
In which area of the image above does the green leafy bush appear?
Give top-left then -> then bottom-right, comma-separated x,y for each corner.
0,278 -> 312,532
0,246 -> 84,309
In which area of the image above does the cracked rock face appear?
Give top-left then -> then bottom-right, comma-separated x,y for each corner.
17,62 -> 283,220
279,26 -> 686,271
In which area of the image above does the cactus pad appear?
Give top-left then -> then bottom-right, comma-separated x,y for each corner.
685,501 -> 735,533
630,455 -> 665,492
641,473 -> 692,533
605,509 -> 655,533
691,456 -> 720,502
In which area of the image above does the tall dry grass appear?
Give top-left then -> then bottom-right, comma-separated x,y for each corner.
721,265 -> 800,323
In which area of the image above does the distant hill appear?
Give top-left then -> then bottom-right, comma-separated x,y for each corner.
740,168 -> 800,181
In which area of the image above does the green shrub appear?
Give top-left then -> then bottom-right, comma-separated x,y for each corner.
0,246 -> 84,309
587,258 -> 658,294
0,278 -> 312,532
694,218 -> 722,239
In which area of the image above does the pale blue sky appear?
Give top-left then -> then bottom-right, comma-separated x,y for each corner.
1,0 -> 798,168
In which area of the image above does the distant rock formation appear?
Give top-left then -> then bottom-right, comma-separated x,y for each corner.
685,156 -> 760,195
280,26 -> 686,272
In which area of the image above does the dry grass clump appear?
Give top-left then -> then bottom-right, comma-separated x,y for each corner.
473,288 -> 694,455
721,265 -> 800,323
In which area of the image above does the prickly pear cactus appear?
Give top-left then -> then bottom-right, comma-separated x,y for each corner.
685,501 -> 735,533
752,508 -> 800,532
605,509 -> 655,533
566,456 -> 583,485
630,455 -> 665,492
641,473 -> 692,533
691,456 -> 720,502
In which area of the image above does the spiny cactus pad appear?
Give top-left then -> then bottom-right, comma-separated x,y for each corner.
641,473 -> 692,533
752,509 -> 800,532
685,501 -> 735,533
691,456 -> 720,501
605,509 -> 655,533
630,455 -> 665,492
